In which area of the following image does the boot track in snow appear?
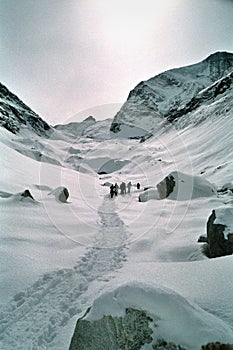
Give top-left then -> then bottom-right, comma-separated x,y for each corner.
0,196 -> 128,350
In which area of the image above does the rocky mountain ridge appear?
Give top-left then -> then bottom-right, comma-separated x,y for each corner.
110,51 -> 233,136
0,83 -> 51,136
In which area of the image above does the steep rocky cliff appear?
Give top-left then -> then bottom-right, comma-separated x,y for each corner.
110,52 -> 233,136
0,83 -> 51,135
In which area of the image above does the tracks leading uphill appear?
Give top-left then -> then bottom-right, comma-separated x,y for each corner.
0,196 -> 128,350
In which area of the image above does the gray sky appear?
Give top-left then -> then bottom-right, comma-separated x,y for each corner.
1,0 -> 233,124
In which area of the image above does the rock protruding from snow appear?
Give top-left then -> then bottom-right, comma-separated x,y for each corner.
206,208 -> 233,258
48,187 -> 69,203
69,307 -> 153,350
0,83 -> 51,136
157,174 -> 176,199
139,171 -> 216,202
220,182 -> 233,193
21,189 -> 34,200
69,283 -> 233,349
202,343 -> 233,350
110,51 -> 233,137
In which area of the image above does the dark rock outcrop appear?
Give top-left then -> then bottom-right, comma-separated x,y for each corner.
48,187 -> 69,203
69,307 -> 153,350
157,175 -> 176,199
153,338 -> 186,350
206,210 -> 233,258
59,187 -> 69,202
0,83 -> 51,135
202,342 -> 233,350
21,189 -> 34,200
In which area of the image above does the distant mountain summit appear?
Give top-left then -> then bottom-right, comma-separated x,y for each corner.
0,83 -> 51,135
54,116 -> 96,138
110,51 -> 233,136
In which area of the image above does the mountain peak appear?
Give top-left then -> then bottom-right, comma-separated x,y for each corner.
205,51 -> 233,62
110,51 -> 233,137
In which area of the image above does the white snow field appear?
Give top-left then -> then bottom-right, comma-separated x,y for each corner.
0,110 -> 233,350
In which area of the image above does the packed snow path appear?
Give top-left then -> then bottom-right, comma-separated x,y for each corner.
0,196 -> 128,350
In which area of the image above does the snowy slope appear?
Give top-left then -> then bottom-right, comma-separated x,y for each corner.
110,51 -> 233,136
1,58 -> 233,349
1,111 -> 233,349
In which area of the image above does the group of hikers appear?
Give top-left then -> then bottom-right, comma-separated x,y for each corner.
110,181 -> 140,198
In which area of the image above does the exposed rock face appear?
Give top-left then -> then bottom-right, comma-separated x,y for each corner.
206,210 -> 233,258
49,187 -> 69,203
153,338 -> 186,350
202,342 -> 233,350
69,307 -> 153,350
21,189 -> 34,200
157,175 -> 176,199
167,72 -> 233,122
59,187 -> 69,202
0,83 -> 51,135
110,51 -> 233,136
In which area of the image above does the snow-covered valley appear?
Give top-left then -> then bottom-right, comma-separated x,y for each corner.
0,52 -> 233,349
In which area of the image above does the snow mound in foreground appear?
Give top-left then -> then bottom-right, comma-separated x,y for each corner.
69,282 -> 233,350
0,189 -> 37,204
139,171 -> 216,202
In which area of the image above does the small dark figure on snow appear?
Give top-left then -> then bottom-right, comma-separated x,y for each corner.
120,182 -> 126,194
136,182 -> 140,190
127,181 -> 132,193
114,183 -> 119,196
110,184 -> 115,198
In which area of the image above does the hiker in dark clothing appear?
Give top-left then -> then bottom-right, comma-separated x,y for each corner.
114,183 -> 119,196
110,184 -> 115,198
136,182 -> 140,190
120,182 -> 126,194
127,181 -> 132,193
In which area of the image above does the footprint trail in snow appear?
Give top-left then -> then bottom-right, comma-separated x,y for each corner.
0,196 -> 128,350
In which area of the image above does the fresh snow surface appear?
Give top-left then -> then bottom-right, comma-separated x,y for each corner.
0,111 -> 233,349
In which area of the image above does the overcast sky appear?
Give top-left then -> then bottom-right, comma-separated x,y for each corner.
1,0 -> 233,124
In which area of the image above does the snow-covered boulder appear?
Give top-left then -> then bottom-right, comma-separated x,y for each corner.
48,186 -> 69,203
160,171 -> 216,200
206,207 -> 233,258
69,283 -> 233,350
139,171 -> 216,202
